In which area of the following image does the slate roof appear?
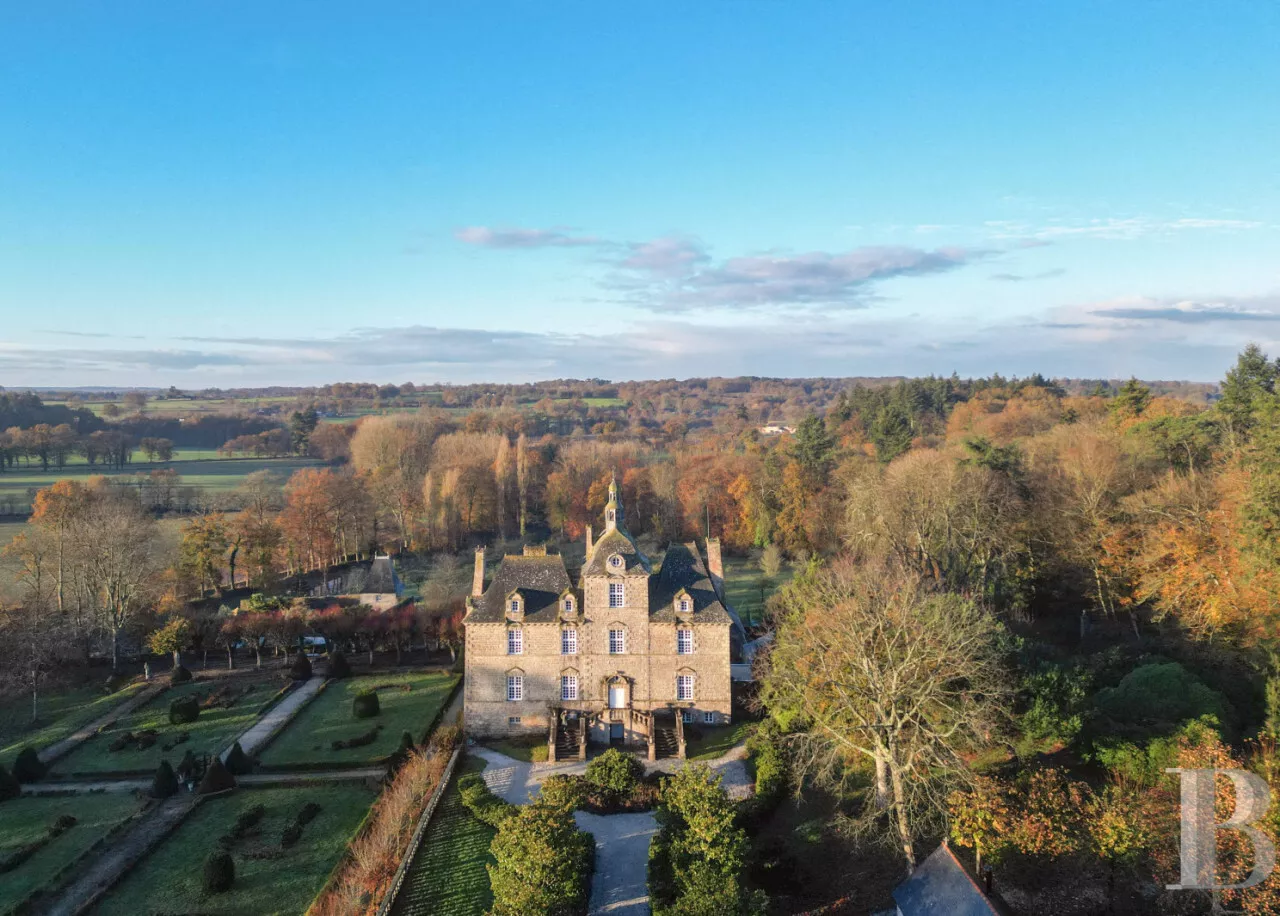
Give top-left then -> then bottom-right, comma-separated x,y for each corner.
649,542 -> 739,629
582,525 -> 651,576
892,844 -> 1000,916
366,556 -> 401,595
467,554 -> 574,624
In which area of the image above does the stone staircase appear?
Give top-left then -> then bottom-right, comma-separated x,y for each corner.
555,719 -> 581,760
653,724 -> 680,760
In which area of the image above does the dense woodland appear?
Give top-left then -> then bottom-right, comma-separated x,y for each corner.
1,354 -> 1277,913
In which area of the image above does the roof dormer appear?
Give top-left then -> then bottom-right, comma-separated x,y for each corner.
674,589 -> 693,619
559,589 -> 577,619
607,552 -> 625,574
506,590 -> 524,620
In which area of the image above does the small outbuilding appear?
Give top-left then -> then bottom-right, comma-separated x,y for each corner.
892,844 -> 1001,916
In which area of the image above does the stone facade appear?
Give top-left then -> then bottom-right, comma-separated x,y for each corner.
463,479 -> 745,745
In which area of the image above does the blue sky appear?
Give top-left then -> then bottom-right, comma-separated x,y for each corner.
1,2 -> 1277,386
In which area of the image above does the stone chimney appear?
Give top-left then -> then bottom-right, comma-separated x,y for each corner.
472,547 -> 486,598
586,525 -> 594,555
705,538 -> 724,600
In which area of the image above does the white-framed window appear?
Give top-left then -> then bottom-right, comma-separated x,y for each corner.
609,628 -> 625,655
609,582 -> 624,607
677,674 -> 695,701
509,599 -> 520,614
563,597 -> 574,614
682,710 -> 693,723
561,675 -> 579,701
507,628 -> 523,655
609,554 -> 624,569
508,716 -> 522,726
677,628 -> 694,655
678,597 -> 690,614
562,628 -> 578,655
507,675 -> 523,702
703,711 -> 716,724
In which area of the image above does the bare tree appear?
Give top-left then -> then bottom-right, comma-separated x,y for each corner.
760,558 -> 1009,873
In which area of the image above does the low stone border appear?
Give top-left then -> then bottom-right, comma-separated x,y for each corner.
375,747 -> 462,916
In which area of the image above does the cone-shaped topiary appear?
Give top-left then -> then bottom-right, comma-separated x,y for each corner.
0,764 -> 20,802
327,650 -> 351,679
290,653 -> 312,680
169,695 -> 200,725
152,760 -> 179,798
176,749 -> 197,783
224,742 -> 253,776
352,691 -> 380,719
197,755 -> 237,795
170,664 -> 193,684
12,747 -> 46,783
203,850 -> 235,894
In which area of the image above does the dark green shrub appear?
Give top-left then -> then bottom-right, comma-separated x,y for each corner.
176,750 -> 198,783
297,801 -> 322,825
290,653 -> 312,680
488,802 -> 593,916
12,747 -> 46,783
169,696 -> 200,725
0,765 -> 20,802
170,664 -> 193,684
225,742 -> 253,776
49,814 -> 77,836
352,691 -> 380,719
203,850 -> 235,894
152,760 -> 179,798
384,732 -> 416,774
235,804 -> 266,833
197,756 -> 237,795
331,726 -> 381,751
585,748 -> 642,796
459,773 -> 515,827
539,774 -> 587,812
281,822 -> 303,847
104,672 -> 132,693
1095,661 -> 1234,739
328,651 -> 351,679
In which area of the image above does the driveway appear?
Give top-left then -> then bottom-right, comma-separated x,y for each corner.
575,811 -> 659,916
471,746 -> 585,804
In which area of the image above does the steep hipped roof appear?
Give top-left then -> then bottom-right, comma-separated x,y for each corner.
467,554 -> 574,624
892,844 -> 1001,916
583,525 -> 651,576
367,556 -> 401,595
649,542 -> 740,632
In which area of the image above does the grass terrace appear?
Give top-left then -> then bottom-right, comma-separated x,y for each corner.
0,681 -> 146,771
390,756 -> 495,916
722,555 -> 794,627
258,670 -> 459,768
92,785 -> 377,916
684,719 -> 756,761
0,793 -> 145,916
51,675 -> 284,777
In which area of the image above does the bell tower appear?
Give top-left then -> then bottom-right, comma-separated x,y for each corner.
604,473 -> 623,532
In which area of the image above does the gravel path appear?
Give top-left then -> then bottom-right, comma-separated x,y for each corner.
37,684 -> 165,766
575,811 -> 659,916
222,675 -> 324,760
36,795 -> 196,916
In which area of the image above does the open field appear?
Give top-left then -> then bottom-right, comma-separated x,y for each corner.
0,681 -> 146,770
52,675 -> 285,777
259,671 -> 459,768
91,784 -> 378,916
722,555 -> 793,627
0,793 -> 145,916
44,397 -> 299,417
0,454 -> 321,515
391,756 -> 494,916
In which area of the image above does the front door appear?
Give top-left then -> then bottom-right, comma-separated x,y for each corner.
609,685 -> 626,709
610,723 -> 624,743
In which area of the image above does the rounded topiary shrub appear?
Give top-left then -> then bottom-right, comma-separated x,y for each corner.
170,664 -> 193,685
169,696 -> 200,725
224,742 -> 253,776
281,822 -> 303,848
197,756 -> 237,795
203,850 -> 235,894
290,653 -> 312,680
585,748 -> 642,796
352,691 -> 380,719
0,764 -> 20,802
328,651 -> 351,679
13,747 -> 47,784
152,760 -> 179,799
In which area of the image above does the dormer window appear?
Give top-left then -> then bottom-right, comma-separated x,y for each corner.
561,593 -> 576,617
506,591 -> 524,619
674,591 -> 692,618
608,553 -> 624,570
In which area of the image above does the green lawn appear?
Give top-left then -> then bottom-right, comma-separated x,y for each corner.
93,785 -> 377,916
722,556 -> 794,626
391,756 -> 495,916
684,719 -> 757,761
258,671 -> 459,768
51,676 -> 283,777
0,682 -> 145,771
476,736 -> 547,763
0,793 -> 145,915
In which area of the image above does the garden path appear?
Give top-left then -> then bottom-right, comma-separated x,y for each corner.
222,674 -> 324,760
574,811 -> 659,916
21,767 -> 384,796
36,794 -> 196,916
36,683 -> 165,765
